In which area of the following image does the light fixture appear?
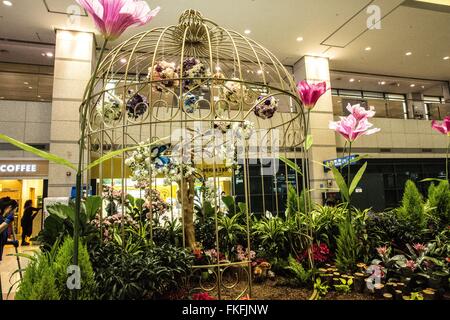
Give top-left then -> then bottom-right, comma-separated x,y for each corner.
444,56 -> 450,60
379,81 -> 386,85
421,85 -> 425,89
257,69 -> 263,75
2,1 -> 13,7
244,29 -> 251,35
37,95 -> 41,98
46,52 -> 54,58
349,78 -> 355,82
120,58 -> 127,64
0,96 -> 4,99
28,86 -> 33,89
24,82 -> 29,85
365,47 -> 372,51
405,52 -> 412,56
215,66 -> 221,71
296,36 -> 304,42
410,84 -> 416,87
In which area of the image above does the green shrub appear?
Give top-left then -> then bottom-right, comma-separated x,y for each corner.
397,180 -> 426,230
427,180 -> 450,230
53,237 -> 96,300
91,243 -> 193,300
15,246 -> 60,300
335,219 -> 359,273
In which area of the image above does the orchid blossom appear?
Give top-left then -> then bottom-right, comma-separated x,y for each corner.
329,114 -> 380,142
346,103 -> 375,120
77,0 -> 160,40
431,116 -> 450,181
296,80 -> 327,110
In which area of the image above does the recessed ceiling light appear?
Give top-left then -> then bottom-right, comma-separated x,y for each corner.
444,56 -> 450,60
405,52 -> 412,56
3,1 -> 13,7
257,69 -> 263,75
365,47 -> 372,51
421,86 -> 425,89
215,66 -> 221,71
37,95 -> 41,98
24,82 -> 29,85
46,52 -> 54,58
349,78 -> 355,82
0,96 -> 4,99
28,86 -> 33,89
410,84 -> 416,87
296,37 -> 304,42
120,58 -> 127,64
244,29 -> 251,35
379,81 -> 386,85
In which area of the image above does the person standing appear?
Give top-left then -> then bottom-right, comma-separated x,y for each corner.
0,197 -> 19,261
20,200 -> 41,246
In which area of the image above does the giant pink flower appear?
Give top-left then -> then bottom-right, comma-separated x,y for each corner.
329,113 -> 380,142
297,80 -> 327,110
77,0 -> 160,40
346,103 -> 375,120
431,116 -> 450,136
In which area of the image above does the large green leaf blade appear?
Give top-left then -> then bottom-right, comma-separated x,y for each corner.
305,135 -> 313,151
330,166 -> 349,202
0,133 -> 76,170
349,162 -> 368,196
280,156 -> 303,176
84,195 -> 102,221
83,136 -> 170,172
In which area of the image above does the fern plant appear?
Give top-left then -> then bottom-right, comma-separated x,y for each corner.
397,180 -> 426,230
335,218 -> 359,273
427,180 -> 450,230
284,255 -> 313,286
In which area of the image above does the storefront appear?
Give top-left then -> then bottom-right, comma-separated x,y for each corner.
0,159 -> 48,237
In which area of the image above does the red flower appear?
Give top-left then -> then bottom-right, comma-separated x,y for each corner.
192,292 -> 217,300
299,243 -> 331,263
297,80 -> 327,110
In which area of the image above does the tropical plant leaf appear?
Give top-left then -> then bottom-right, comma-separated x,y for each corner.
420,178 -> 447,183
0,133 -> 76,170
349,162 -> 368,196
330,166 -> 349,202
84,196 -> 102,221
305,135 -> 313,151
83,136 -> 170,172
280,156 -> 303,176
47,203 -> 75,222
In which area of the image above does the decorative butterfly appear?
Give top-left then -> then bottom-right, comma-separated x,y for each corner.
151,144 -> 171,168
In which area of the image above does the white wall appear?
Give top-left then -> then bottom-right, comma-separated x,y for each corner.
0,99 -> 51,158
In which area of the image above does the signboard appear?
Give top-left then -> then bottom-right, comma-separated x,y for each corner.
323,155 -> 359,172
0,159 -> 49,178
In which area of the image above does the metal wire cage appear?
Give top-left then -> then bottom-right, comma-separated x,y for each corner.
84,9 -> 306,299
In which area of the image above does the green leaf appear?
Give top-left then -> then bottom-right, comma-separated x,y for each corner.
420,178 -> 446,183
280,156 -> 303,176
47,203 -> 74,221
305,135 -> 313,151
84,196 -> 102,221
83,135 -> 170,172
0,133 -> 76,170
349,162 -> 368,196
330,166 -> 349,202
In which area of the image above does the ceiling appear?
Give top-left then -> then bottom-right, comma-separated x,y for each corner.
0,0 -> 449,101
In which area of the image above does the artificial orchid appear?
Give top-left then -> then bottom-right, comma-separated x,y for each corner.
346,103 -> 375,120
329,113 -> 380,142
296,80 -> 327,110
431,116 -> 450,136
76,0 -> 160,40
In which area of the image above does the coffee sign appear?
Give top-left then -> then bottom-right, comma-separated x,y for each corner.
0,160 -> 48,177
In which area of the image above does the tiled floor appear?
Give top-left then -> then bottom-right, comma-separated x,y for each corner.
0,244 -> 39,300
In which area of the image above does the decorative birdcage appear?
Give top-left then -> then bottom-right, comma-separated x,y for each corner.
84,9 -> 306,299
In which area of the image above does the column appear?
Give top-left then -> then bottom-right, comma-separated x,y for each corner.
293,56 -> 337,204
48,30 -> 95,197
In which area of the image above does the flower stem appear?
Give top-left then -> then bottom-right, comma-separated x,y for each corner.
347,142 -> 352,221
73,39 -> 109,269
446,136 -> 449,182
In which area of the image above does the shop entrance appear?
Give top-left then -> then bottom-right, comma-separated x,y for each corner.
0,179 -> 45,239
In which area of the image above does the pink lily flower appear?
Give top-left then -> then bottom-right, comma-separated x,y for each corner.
376,246 -> 389,257
431,116 -> 450,136
329,113 -> 380,142
297,80 -> 327,110
346,103 -> 375,120
77,0 -> 160,40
